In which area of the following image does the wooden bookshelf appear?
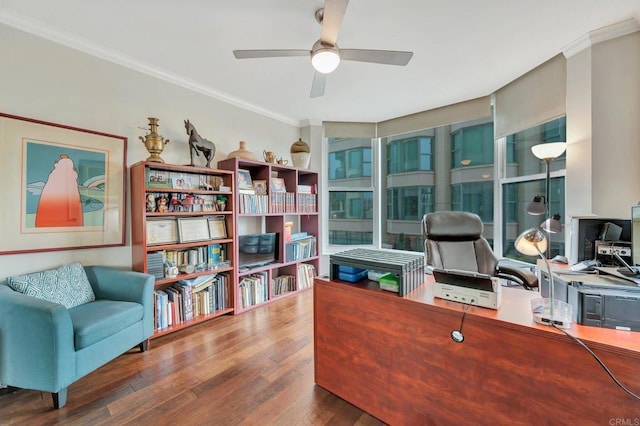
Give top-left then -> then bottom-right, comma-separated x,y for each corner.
130,161 -> 236,338
218,157 -> 319,314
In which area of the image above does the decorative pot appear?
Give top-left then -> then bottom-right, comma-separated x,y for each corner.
139,117 -> 170,163
227,140 -> 257,161
290,138 -> 310,169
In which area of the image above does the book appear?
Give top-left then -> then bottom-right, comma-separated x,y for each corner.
284,221 -> 293,242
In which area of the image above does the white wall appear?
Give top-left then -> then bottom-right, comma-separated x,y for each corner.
566,31 -> 640,220
0,24 -> 311,277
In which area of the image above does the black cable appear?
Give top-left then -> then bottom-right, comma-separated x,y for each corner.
451,299 -> 475,343
552,323 -> 640,400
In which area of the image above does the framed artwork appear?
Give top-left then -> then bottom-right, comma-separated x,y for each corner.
177,217 -> 210,243
0,112 -> 127,254
208,216 -> 228,239
237,169 -> 253,190
146,218 -> 179,245
270,177 -> 286,193
253,179 -> 267,195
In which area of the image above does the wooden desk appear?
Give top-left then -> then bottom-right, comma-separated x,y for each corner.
314,276 -> 640,425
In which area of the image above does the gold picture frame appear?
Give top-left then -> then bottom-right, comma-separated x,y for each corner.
253,179 -> 267,195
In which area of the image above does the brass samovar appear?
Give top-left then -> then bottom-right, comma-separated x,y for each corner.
139,117 -> 169,163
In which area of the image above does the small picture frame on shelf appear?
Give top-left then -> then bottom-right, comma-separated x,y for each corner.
199,175 -> 213,190
177,217 -> 210,243
208,216 -> 227,239
253,179 -> 267,195
270,177 -> 286,193
172,175 -> 192,189
146,218 -> 179,245
237,169 -> 253,190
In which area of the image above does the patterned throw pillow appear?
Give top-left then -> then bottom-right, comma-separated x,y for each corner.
7,262 -> 96,308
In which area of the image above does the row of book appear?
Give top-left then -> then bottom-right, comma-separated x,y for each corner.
297,263 -> 316,289
272,274 -> 296,296
296,193 -> 317,213
154,273 -> 229,330
239,271 -> 268,309
149,244 -> 229,279
237,192 -> 317,214
239,193 -> 269,214
239,263 -> 317,308
269,192 -> 296,213
285,235 -> 317,262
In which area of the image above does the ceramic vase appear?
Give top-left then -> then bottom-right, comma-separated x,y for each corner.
227,140 -> 257,161
290,138 -> 310,169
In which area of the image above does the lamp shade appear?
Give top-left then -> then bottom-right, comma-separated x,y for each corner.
531,142 -> 567,160
541,213 -> 563,233
311,48 -> 340,73
514,228 -> 548,256
525,195 -> 546,215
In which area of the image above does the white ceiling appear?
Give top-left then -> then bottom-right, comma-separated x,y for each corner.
1,0 -> 640,126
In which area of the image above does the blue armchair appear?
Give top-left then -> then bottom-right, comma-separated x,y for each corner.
0,265 -> 154,408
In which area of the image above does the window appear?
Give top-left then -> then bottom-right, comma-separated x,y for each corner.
329,147 -> 371,180
451,182 -> 494,222
387,137 -> 433,174
451,123 -> 494,168
387,186 -> 434,221
499,116 -> 566,262
380,118 -> 493,253
327,138 -> 374,247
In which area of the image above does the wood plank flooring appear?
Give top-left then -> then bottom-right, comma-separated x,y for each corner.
0,289 -> 385,425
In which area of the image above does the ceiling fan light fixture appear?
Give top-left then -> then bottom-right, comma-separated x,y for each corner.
311,47 -> 340,73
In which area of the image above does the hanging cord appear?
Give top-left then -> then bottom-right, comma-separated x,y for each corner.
451,299 -> 475,343
552,323 -> 640,400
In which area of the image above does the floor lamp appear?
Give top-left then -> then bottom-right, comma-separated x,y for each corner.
518,141 -> 571,328
528,142 -> 567,258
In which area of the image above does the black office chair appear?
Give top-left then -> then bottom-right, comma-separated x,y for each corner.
423,211 -> 538,290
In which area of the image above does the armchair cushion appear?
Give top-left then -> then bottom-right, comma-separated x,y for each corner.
7,262 -> 95,309
68,300 -> 144,350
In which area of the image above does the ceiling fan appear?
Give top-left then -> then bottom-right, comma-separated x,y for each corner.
233,0 -> 413,98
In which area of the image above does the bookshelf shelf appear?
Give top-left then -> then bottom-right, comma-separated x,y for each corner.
218,157 -> 319,314
130,161 -> 236,338
151,307 -> 234,338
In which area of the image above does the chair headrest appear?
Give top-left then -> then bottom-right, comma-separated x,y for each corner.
423,211 -> 483,241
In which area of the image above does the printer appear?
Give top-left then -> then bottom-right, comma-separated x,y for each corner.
432,268 -> 501,309
543,270 -> 640,331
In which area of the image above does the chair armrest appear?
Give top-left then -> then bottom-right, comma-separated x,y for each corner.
0,284 -> 75,392
497,265 -> 538,289
84,266 -> 154,304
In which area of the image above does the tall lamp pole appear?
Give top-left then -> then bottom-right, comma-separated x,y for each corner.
530,142 -> 567,259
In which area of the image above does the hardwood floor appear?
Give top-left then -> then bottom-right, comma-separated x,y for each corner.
0,289 -> 385,425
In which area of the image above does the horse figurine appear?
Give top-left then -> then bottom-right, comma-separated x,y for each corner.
184,119 -> 216,168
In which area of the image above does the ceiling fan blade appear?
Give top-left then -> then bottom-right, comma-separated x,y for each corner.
341,49 -> 413,66
320,0 -> 349,46
310,72 -> 327,98
233,49 -> 309,59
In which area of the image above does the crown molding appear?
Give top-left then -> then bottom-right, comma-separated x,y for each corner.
563,18 -> 640,58
0,8 -> 302,128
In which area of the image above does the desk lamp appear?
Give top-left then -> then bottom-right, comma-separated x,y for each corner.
515,228 -> 572,329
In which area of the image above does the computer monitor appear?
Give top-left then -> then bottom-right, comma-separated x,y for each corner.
569,217 -> 631,263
